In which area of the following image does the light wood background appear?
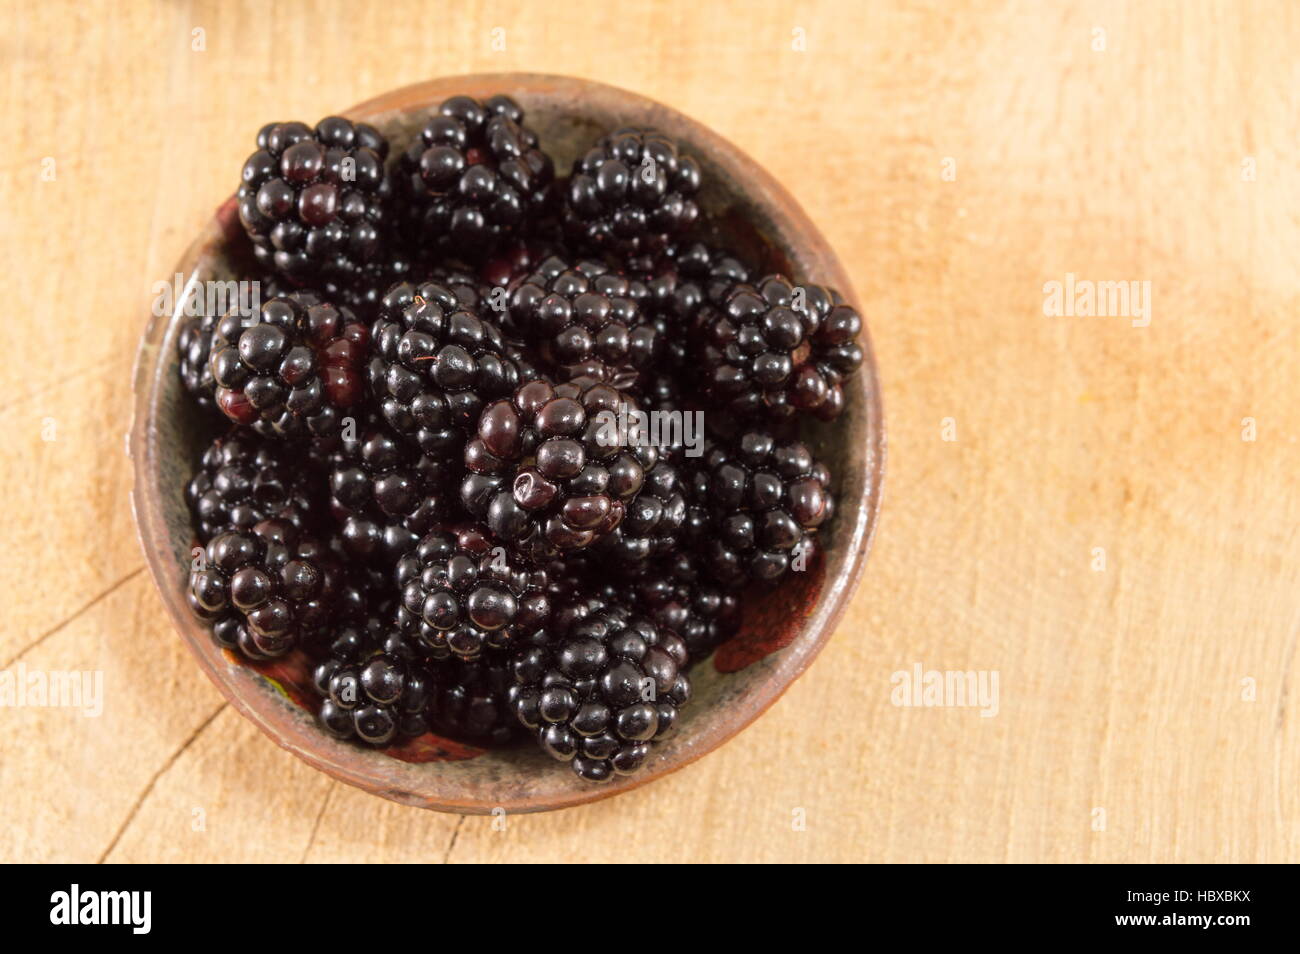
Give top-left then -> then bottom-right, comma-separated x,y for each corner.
2,0 -> 1296,863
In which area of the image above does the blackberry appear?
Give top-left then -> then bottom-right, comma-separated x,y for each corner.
461,377 -> 656,560
177,313 -> 218,413
395,525 -> 551,661
186,431 -> 321,542
427,653 -> 522,746
694,273 -> 864,421
187,518 -> 341,660
505,256 -> 659,389
399,95 -> 554,258
329,423 -> 457,566
315,649 -> 432,745
209,295 -> 369,440
367,279 -> 520,457
237,117 -> 392,284
565,127 -> 701,253
510,595 -> 691,782
262,250 -> 416,322
688,430 -> 833,584
308,581 -> 436,744
630,553 -> 741,660
623,242 -> 751,408
594,457 -> 687,566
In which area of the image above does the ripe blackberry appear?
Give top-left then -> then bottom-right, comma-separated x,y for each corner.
209,295 -> 369,440
399,95 -> 554,257
594,458 -> 686,566
510,596 -> 691,782
644,241 -> 751,324
505,256 -> 659,389
694,274 -> 864,421
329,422 -> 457,566
630,553 -> 741,660
395,526 -> 551,661
461,377 -> 656,559
688,430 -> 834,584
187,518 -> 341,659
177,313 -> 218,413
427,653 -> 522,746
367,279 -> 520,457
237,117 -> 392,284
565,127 -> 701,253
315,649 -> 432,745
262,250 -> 416,322
186,430 -> 322,542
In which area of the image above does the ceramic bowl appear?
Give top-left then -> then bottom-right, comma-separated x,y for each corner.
129,73 -> 885,813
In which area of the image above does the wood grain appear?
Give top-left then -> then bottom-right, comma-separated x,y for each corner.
1,0 -> 1296,863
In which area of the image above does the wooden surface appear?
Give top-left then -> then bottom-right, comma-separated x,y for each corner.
1,0 -> 1296,863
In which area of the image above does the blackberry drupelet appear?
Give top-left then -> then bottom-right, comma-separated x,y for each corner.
209,295 -> 369,440
694,273 -> 864,421
367,279 -> 520,458
395,525 -> 551,661
688,430 -> 834,584
461,377 -> 655,560
510,595 -> 691,782
329,422 -> 457,566
427,652 -> 522,746
186,430 -> 322,542
565,127 -> 701,253
505,255 -> 659,389
399,95 -> 554,258
187,518 -> 341,660
237,117 -> 392,284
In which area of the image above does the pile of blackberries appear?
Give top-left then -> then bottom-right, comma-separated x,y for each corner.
178,94 -> 864,783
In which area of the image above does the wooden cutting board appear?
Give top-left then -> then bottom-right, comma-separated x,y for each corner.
1,0 -> 1295,863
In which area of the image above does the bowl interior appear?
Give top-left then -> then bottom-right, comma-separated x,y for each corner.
131,74 -> 884,813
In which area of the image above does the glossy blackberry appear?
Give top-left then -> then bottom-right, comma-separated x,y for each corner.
308,584 -> 434,744
315,649 -> 432,745
367,280 -> 520,457
694,273 -> 864,421
395,525 -> 551,661
688,430 -> 833,584
186,431 -> 321,542
594,458 -> 686,566
427,652 -> 522,746
187,518 -> 341,660
209,295 -> 369,440
630,553 -> 741,660
505,256 -> 659,389
399,95 -> 554,257
262,250 -> 416,322
237,117 -> 392,283
177,312 -> 219,412
510,596 -> 691,782
461,377 -> 656,560
329,422 -> 457,566
565,127 -> 701,253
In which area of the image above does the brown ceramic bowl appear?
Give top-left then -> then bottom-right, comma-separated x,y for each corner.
129,73 -> 885,814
